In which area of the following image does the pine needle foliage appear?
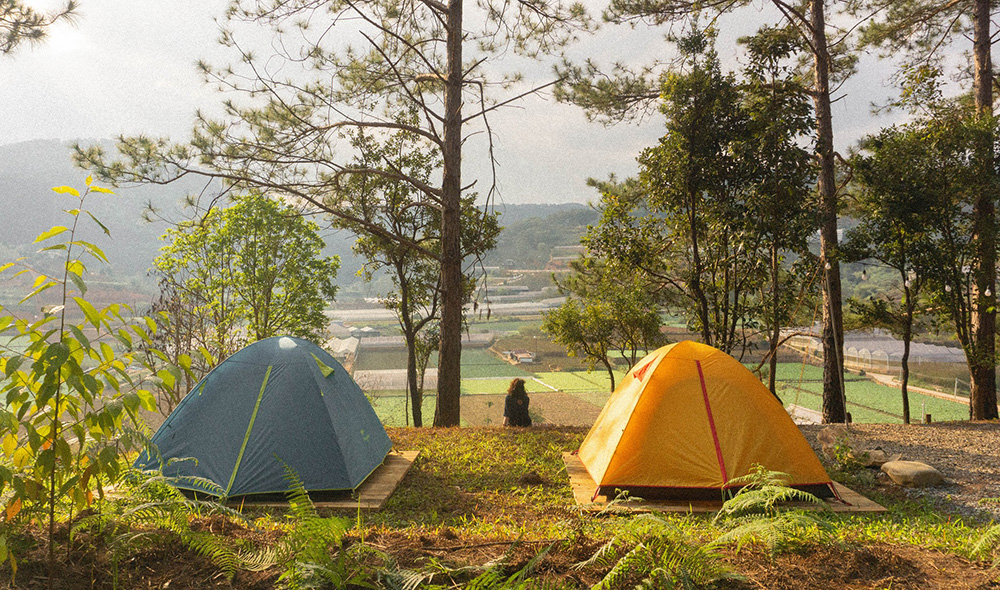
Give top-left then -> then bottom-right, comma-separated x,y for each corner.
575,514 -> 741,590
711,465 -> 834,554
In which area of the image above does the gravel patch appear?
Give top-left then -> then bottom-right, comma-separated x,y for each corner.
800,422 -> 1000,521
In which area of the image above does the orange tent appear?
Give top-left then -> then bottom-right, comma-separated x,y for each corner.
578,340 -> 834,500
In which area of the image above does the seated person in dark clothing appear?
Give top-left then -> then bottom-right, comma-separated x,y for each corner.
503,378 -> 532,427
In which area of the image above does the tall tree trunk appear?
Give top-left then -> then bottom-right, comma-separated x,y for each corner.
769,242 -> 779,396
397,264 -> 423,427
810,0 -> 846,424
435,0 -> 464,427
970,0 -> 999,420
901,281 -> 913,425
688,194 -> 712,345
403,316 -> 424,428
405,330 -> 422,427
603,357 -> 616,392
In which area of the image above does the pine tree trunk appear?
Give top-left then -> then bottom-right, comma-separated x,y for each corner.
901,282 -> 913,425
769,242 -> 779,396
435,0 -> 464,427
603,357 -> 616,392
810,0 -> 846,424
969,0 -> 998,421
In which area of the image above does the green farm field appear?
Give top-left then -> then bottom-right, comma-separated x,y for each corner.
779,374 -> 969,423
355,339 -> 972,424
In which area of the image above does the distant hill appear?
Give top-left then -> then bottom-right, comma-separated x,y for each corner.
0,140 -> 596,300
0,139 -> 199,286
484,203 -> 598,268
489,202 -> 595,227
0,140 -> 360,290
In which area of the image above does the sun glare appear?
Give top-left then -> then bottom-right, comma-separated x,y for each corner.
44,22 -> 85,55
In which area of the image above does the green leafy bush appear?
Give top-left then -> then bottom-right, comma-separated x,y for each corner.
0,179 -> 180,579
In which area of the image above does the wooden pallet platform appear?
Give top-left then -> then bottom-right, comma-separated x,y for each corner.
563,453 -> 884,514
240,450 -> 420,510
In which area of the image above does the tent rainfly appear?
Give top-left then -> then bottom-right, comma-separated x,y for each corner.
136,336 -> 392,498
579,340 -> 835,500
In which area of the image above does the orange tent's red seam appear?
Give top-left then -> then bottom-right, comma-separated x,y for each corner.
696,360 -> 728,485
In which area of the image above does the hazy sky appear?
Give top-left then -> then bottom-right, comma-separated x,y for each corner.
1,1 -> 904,205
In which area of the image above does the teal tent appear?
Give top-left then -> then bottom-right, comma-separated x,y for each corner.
136,336 -> 392,498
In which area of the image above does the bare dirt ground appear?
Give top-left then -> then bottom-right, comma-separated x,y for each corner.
801,422 -> 1000,520
460,391 -> 602,427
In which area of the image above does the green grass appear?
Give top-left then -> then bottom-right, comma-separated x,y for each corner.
764,362 -> 865,382
464,318 -> 538,333
359,355 -> 971,424
533,370 -> 624,392
372,427 -> 996,561
372,427 -> 587,534
353,349 -> 436,371
780,375 -> 970,423
460,348 -> 533,378
368,394 -> 438,427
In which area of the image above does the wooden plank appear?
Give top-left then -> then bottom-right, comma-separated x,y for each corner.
563,453 -> 884,514
241,450 -> 419,510
830,481 -> 885,512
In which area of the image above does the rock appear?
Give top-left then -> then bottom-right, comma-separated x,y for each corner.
880,460 -> 945,487
817,425 -> 851,460
816,425 -> 847,447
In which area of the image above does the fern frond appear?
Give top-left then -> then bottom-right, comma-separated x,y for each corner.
465,568 -> 506,590
178,529 -> 242,580
972,524 -> 1000,564
239,546 -> 280,572
579,513 -> 741,590
505,542 -> 556,587
714,485 -> 826,521
725,466 -> 795,489
280,460 -> 318,521
595,542 -> 651,589
714,465 -> 828,523
382,567 -> 435,590
572,537 -> 624,571
713,511 -> 833,554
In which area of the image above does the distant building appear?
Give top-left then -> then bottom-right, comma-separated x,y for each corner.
349,326 -> 382,338
506,349 -> 535,364
546,245 -> 586,270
